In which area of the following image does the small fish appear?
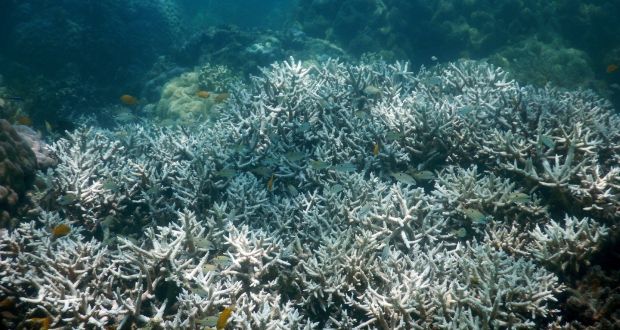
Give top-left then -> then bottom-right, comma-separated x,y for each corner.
285,151 -> 306,162
194,237 -> 214,250
354,110 -> 369,119
196,90 -> 210,98
430,55 -> 438,61
214,168 -> 237,178
0,297 -> 15,308
146,186 -> 161,195
120,94 -> 139,106
16,115 -> 32,126
462,208 -> 487,224
287,184 -> 299,195
211,255 -> 232,268
327,184 -> 344,194
231,143 -> 249,153
197,315 -> 220,327
363,85 -> 381,97
385,131 -> 403,141
214,93 -> 229,103
101,180 -> 118,191
507,192 -> 530,203
190,285 -> 210,297
101,215 -> 117,227
267,174 -> 275,191
309,160 -> 330,170
410,170 -> 435,181
540,135 -> 555,149
451,228 -> 467,238
250,166 -> 272,178
216,305 -> 235,330
58,193 -> 78,205
51,224 -> 71,238
115,111 -> 136,122
44,120 -> 53,133
357,204 -> 371,217
457,105 -> 475,117
372,142 -> 379,156
607,64 -> 619,74
333,162 -> 357,173
390,172 -> 416,185
202,263 -> 218,273
261,157 -> 279,166
296,122 -> 312,133
0,310 -> 17,319
102,180 -> 119,192
159,118 -> 176,127
5,96 -> 24,102
27,317 -> 51,330
426,77 -> 442,86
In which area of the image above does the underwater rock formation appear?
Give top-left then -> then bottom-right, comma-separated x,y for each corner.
0,120 -> 37,223
489,37 -> 596,90
0,58 -> 618,328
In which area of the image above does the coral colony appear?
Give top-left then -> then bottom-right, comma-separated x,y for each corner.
1,58 -> 619,329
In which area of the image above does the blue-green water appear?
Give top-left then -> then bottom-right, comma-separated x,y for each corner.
1,1 -> 619,329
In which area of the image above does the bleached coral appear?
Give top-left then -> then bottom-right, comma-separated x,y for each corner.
2,57 -> 618,328
527,215 -> 609,272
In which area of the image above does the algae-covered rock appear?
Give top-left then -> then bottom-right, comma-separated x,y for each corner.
489,37 -> 595,89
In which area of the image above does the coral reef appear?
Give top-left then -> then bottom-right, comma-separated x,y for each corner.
1,58 -> 618,328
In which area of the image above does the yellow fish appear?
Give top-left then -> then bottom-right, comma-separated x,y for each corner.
373,142 -> 379,156
196,90 -> 210,98
51,223 -> 71,238
27,316 -> 51,330
214,93 -> 229,103
267,174 -> 275,191
16,115 -> 32,126
216,305 -> 234,330
44,120 -> 53,133
120,94 -> 138,105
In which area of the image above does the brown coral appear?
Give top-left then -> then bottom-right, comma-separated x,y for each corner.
0,119 -> 37,217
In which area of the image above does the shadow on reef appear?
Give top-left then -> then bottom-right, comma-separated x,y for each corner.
558,235 -> 620,329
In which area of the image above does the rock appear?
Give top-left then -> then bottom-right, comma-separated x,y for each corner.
0,119 -> 37,214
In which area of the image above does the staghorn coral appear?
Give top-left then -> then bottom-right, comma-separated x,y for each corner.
527,215 -> 609,272
1,58 -> 619,328
197,62 -> 240,93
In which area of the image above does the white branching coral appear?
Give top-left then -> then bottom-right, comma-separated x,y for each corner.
2,57 -> 618,328
527,215 -> 609,272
